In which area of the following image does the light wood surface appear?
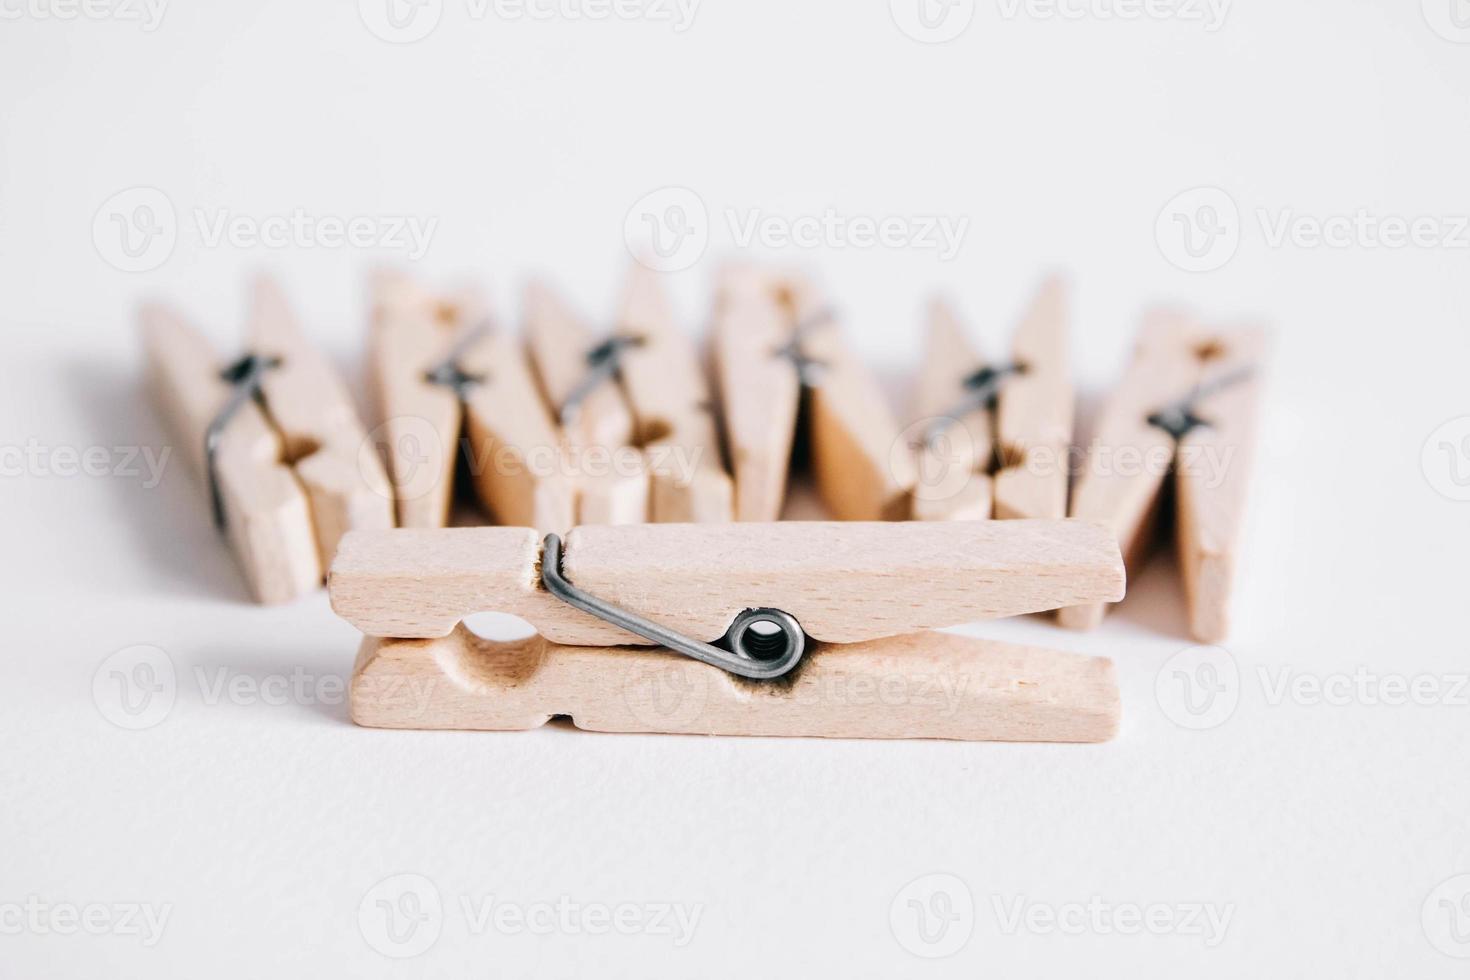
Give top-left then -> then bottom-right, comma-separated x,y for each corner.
523,280 -> 648,524
615,264 -> 733,522
909,297 -> 993,521
138,302 -> 315,604
994,275 -> 1073,521
349,625 -> 1120,741
806,300 -> 918,521
247,277 -> 393,569
1059,311 -> 1264,639
459,328 -> 578,531
1175,324 -> 1267,642
328,520 -> 1126,642
711,266 -> 803,521
367,270 -> 468,528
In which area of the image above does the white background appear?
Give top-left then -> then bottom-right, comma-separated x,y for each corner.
4,0 -> 1470,975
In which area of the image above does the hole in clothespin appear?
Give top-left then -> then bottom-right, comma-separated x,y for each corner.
463,611 -> 539,643
433,301 -> 461,327
277,434 -> 322,467
1193,339 -> 1226,362
991,440 -> 1028,477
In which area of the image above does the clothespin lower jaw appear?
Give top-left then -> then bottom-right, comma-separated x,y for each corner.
1060,311 -> 1267,641
349,627 -> 1121,742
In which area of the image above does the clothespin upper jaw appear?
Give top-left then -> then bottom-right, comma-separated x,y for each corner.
327,519 -> 1125,652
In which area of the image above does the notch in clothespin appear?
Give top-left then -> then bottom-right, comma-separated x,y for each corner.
1058,310 -> 1267,642
611,264 -> 733,522
139,275 -> 394,604
329,519 -> 1127,740
712,266 -> 915,521
523,280 -> 649,524
368,271 -> 575,531
909,276 -> 1073,522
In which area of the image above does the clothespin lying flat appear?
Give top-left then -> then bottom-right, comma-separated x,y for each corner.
713,266 -> 915,521
613,264 -> 733,522
327,520 -> 1127,740
910,277 -> 1072,522
140,276 -> 393,603
369,271 -> 574,530
523,281 -> 649,524
1058,311 -> 1266,642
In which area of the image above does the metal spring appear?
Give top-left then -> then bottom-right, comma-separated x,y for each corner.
539,533 -> 807,680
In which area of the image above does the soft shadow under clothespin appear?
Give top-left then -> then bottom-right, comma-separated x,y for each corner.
368,271 -> 574,531
1058,309 -> 1267,642
712,265 -> 915,521
907,276 -> 1073,522
139,275 -> 393,604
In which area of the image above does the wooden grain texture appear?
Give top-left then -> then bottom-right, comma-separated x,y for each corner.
367,270 -> 468,528
139,302 -> 319,604
248,276 -> 393,569
994,276 -> 1073,521
1058,310 -> 1265,637
909,297 -> 993,521
523,280 -> 648,524
1175,324 -> 1267,642
348,626 -> 1120,742
328,520 -> 1126,642
459,329 -> 577,531
615,264 -> 733,522
711,266 -> 803,521
805,295 -> 917,521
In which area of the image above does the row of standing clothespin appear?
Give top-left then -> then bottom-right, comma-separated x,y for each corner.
139,264 -> 1264,741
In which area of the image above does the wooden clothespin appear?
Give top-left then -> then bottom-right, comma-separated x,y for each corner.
139,275 -> 393,604
369,271 -> 574,531
1058,310 -> 1266,642
523,281 -> 649,524
328,520 -> 1127,741
612,264 -> 733,522
712,266 -> 915,521
909,276 -> 1073,521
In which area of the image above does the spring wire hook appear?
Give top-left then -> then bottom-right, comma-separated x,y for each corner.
539,533 -> 807,681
